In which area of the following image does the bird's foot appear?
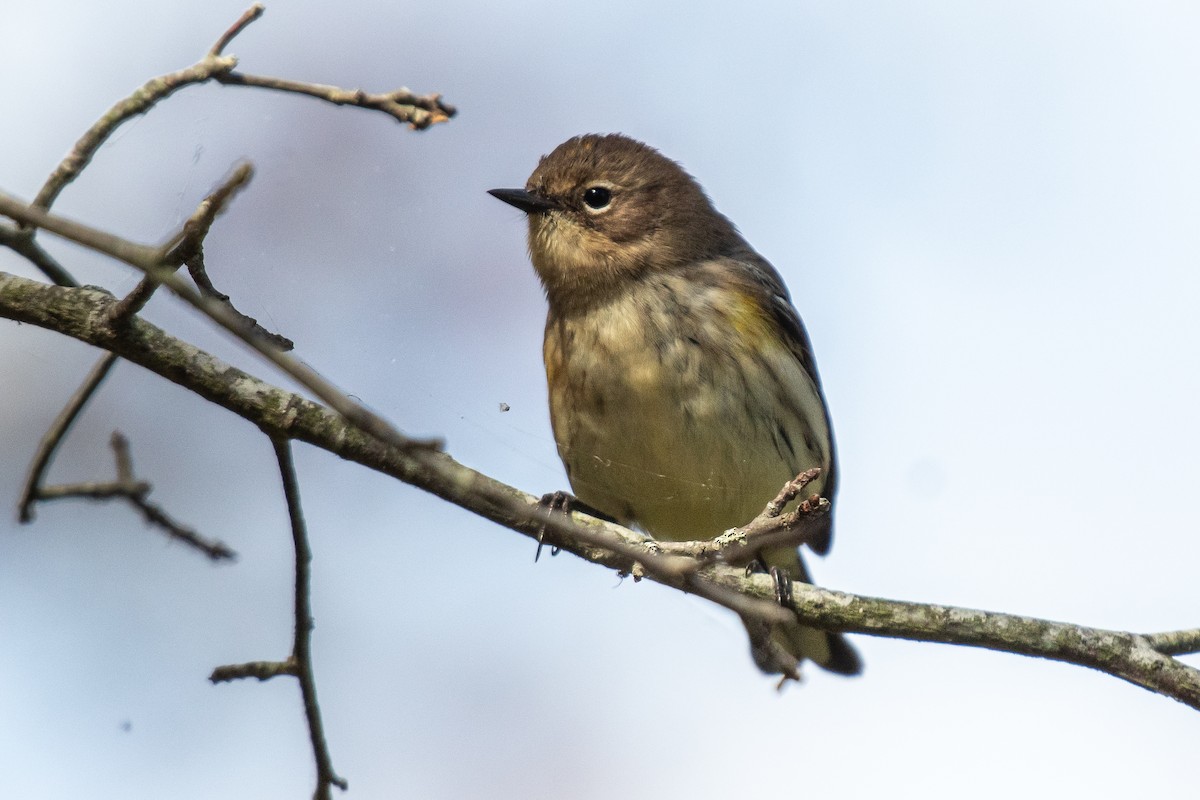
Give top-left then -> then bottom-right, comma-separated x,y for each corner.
535,491 -> 616,562
769,565 -> 794,608
745,558 -> 794,607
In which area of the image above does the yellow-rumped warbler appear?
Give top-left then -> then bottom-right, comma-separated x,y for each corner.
490,133 -> 860,681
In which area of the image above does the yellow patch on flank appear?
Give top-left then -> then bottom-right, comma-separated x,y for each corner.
726,289 -> 772,345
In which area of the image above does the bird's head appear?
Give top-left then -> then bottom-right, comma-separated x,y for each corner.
490,134 -> 738,311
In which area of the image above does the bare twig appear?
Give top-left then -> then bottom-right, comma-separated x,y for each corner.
205,2 -> 456,130
0,222 -> 77,286
1145,628 -> 1200,657
0,191 -> 170,267
0,6 -> 458,794
18,352 -> 120,522
103,163 -> 293,349
37,480 -> 152,501
274,437 -> 346,798
163,162 -> 256,263
186,251 -> 229,301
3,3 -> 453,286
30,56 -> 239,215
651,469 -> 830,566
210,2 -> 265,56
17,163 -> 282,531
210,659 -> 297,682
0,190 -> 437,453
108,278 -> 161,329
29,430 -> 237,561
190,251 -> 295,350
211,440 -> 346,797
108,162 -> 254,325
215,73 -> 456,129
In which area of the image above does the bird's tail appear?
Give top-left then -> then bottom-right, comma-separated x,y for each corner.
741,549 -> 862,681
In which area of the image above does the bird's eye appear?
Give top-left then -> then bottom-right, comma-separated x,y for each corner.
582,186 -> 612,211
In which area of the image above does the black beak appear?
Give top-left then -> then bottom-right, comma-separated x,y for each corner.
488,188 -> 560,214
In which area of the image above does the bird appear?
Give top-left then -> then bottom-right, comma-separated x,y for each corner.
489,133 -> 860,682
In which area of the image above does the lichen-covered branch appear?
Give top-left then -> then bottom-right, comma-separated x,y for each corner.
3,268 -> 1199,709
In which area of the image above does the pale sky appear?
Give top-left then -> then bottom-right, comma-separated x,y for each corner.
2,2 -> 1199,798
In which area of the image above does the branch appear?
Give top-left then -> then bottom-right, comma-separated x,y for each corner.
0,5 -> 456,792
3,3 -> 455,286
108,164 -> 255,316
15,166 -> 278,533
210,2 -> 265,56
1145,629 -> 1200,657
28,3 -> 450,216
272,438 -> 345,798
4,270 -> 1200,709
210,440 -> 345,797
27,429 -> 236,561
31,56 -> 237,217
102,163 -> 293,349
652,467 -> 831,565
0,191 -> 438,454
210,660 -> 296,682
216,73 -> 456,130
0,222 -> 77,287
18,352 -> 119,521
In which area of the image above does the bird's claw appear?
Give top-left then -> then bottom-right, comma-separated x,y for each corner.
745,558 -> 794,607
769,566 -> 793,608
535,491 -> 574,562
534,491 -> 618,562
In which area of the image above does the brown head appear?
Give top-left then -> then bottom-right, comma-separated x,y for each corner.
489,134 -> 742,312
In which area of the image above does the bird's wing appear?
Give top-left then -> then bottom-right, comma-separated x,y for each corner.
727,251 -> 839,555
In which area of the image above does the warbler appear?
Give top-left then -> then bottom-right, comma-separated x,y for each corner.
489,133 -> 860,681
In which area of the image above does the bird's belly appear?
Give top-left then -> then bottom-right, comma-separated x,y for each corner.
547,318 -> 828,542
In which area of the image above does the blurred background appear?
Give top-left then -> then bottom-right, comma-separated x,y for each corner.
3,1 -> 1199,797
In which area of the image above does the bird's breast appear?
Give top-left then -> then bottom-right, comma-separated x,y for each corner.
542,278 -> 831,541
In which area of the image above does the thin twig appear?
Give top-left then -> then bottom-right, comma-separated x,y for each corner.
18,352 -> 119,522
191,250 -> 295,351
208,441 -> 348,796
108,277 -> 161,327
187,250 -> 229,300
19,163 -> 273,527
30,56 -> 239,215
5,3 -> 453,287
108,163 -> 255,325
126,492 -> 238,562
1,6 -> 456,794
0,190 -> 174,267
0,190 -> 437,452
0,222 -> 77,286
216,73 -> 456,129
273,438 -> 346,797
210,659 -> 297,682
31,430 -> 236,561
209,2 -> 265,56
1145,629 -> 1200,657
162,162 -> 256,263
106,433 -> 236,561
38,480 -> 152,500
651,469 -> 830,566
104,162 -> 290,352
